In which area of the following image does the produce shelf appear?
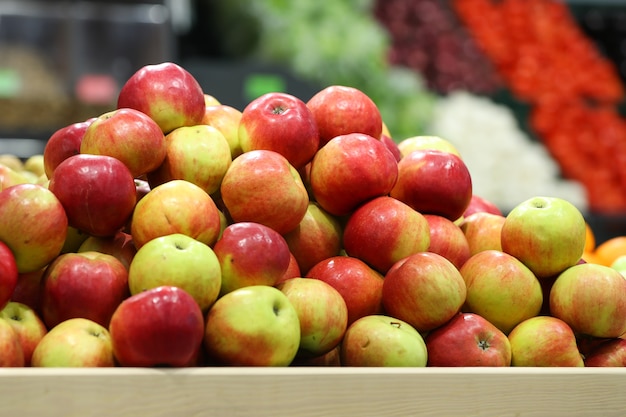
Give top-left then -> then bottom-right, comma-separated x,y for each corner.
1,367 -> 626,416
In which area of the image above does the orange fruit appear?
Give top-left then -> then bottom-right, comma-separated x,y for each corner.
584,222 -> 596,253
593,236 -> 626,266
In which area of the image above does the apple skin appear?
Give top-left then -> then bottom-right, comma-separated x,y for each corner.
147,124 -> 232,195
0,240 -> 18,310
239,92 -> 320,170
282,202 -> 343,275
500,196 -> 587,279
424,214 -> 471,269
128,233 -> 222,312
213,222 -> 291,296
306,256 -> 385,326
0,164 -> 32,191
0,301 -> 47,366
425,312 -> 512,367
0,183 -> 68,273
31,318 -> 115,367
380,134 -> 402,162
464,194 -> 503,217
117,62 -> 206,134
220,150 -> 309,235
109,286 -> 205,367
49,154 -> 137,237
0,317 -> 25,367
78,231 -> 137,271
342,196 -> 431,274
459,250 -> 543,334
584,338 -> 626,367
382,252 -> 467,333
340,315 -> 428,367
276,277 -> 348,358
309,133 -> 398,216
397,135 -> 461,159
41,251 -> 129,329
390,149 -> 473,221
130,179 -> 222,249
460,212 -> 506,256
80,108 -> 167,178
201,104 -> 244,159
43,118 -> 94,179
204,285 -> 301,366
508,316 -> 584,367
306,85 -> 382,146
550,263 -> 626,338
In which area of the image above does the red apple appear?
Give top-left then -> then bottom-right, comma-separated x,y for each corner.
584,338 -> 626,367
109,286 -> 205,367
306,255 -> 384,325
0,241 -> 18,310
0,183 -> 68,273
0,317 -> 24,367
80,108 -> 166,178
390,149 -> 472,221
308,133 -> 398,216
220,150 -> 309,235
464,194 -> 503,217
424,214 -> 471,269
43,118 -> 94,179
380,134 -> 402,162
425,312 -> 512,367
117,62 -> 206,134
342,196 -> 431,274
49,154 -> 137,237
278,252 -> 302,284
0,301 -> 47,366
201,104 -> 244,159
306,85 -> 382,146
11,269 -> 45,315
239,92 -> 320,170
77,231 -> 137,271
459,212 -> 506,256
382,252 -> 467,333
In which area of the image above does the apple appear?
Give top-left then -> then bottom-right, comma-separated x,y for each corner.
282,202 -> 343,275
425,312 -> 512,366
147,124 -> 232,195
60,226 -> 91,254
213,222 -> 291,296
0,240 -> 18,310
459,250 -> 543,334
306,255 -> 384,325
500,196 -> 587,279
380,134 -> 402,162
293,345 -> 341,367
424,214 -> 471,269
109,286 -> 205,367
0,317 -> 24,367
117,62 -> 206,134
464,194 -> 503,217
204,94 -> 221,106
201,104 -> 244,159
128,233 -> 221,312
11,269 -> 46,314
459,211 -> 506,256
22,155 -> 45,178
382,252 -> 467,333
584,338 -> 626,367
396,135 -> 462,159
276,277 -> 348,358
0,183 -> 68,273
41,251 -> 129,329
78,231 -> 137,271
390,149 -> 472,221
342,196 -> 431,274
306,85 -> 382,146
0,163 -> 31,190
204,285 -> 301,366
308,133 -> 398,216
0,301 -> 47,366
550,263 -> 626,338
43,118 -> 94,179
508,316 -> 584,367
130,179 -> 222,249
80,107 -> 166,178
134,178 -> 151,202
239,92 -> 320,170
31,318 -> 115,367
340,315 -> 427,367
220,150 -> 309,234
280,252 -> 302,284
0,154 -> 23,171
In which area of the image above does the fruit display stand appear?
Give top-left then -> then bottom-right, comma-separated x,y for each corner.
2,367 -> 626,416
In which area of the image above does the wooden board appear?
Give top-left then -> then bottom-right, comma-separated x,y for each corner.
1,367 -> 625,416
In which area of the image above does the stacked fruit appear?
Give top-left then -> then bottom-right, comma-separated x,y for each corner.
1,62 -> 626,368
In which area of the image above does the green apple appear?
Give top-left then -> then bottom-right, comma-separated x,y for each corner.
610,255 -> 626,277
148,124 -> 232,195
204,285 -> 301,366
508,316 -> 584,367
397,135 -> 461,159
0,301 -> 47,366
128,233 -> 222,312
550,263 -> 626,338
31,318 -> 115,367
500,196 -> 586,279
340,315 -> 428,367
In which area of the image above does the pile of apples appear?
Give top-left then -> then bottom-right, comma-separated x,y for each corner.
1,62 -> 625,368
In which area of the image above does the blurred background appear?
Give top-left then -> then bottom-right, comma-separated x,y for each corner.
1,0 -> 626,238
